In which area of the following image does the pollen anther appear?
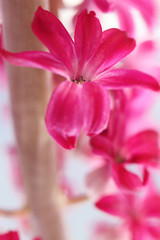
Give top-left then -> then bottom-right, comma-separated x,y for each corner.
72,76 -> 86,84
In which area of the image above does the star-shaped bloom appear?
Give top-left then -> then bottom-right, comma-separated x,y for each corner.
89,91 -> 159,190
96,190 -> 160,240
1,7 -> 159,149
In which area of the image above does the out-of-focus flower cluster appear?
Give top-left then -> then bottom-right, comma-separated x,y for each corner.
0,0 -> 160,240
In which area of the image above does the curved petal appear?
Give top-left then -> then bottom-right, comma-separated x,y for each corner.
143,193 -> 160,218
82,81 -> 110,136
147,225 -> 160,239
124,130 -> 160,165
142,168 -> 149,186
112,165 -> 143,190
74,10 -> 102,75
94,0 -> 111,12
32,7 -> 76,74
116,5 -> 134,35
85,163 -> 110,194
95,194 -> 126,217
85,28 -> 135,79
0,49 -> 69,77
90,135 -> 115,159
138,41 -> 156,55
46,81 -> 83,149
97,69 -> 160,91
129,0 -> 155,28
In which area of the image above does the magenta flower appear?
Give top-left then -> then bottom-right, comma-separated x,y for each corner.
0,232 -> 19,240
75,0 -> 156,35
0,232 -> 40,240
96,190 -> 160,240
89,91 -> 160,190
1,7 -> 159,149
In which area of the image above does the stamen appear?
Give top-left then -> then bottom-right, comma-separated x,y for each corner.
116,153 -> 125,163
72,76 -> 86,84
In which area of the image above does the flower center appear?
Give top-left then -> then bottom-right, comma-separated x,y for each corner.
115,152 -> 125,163
72,76 -> 86,84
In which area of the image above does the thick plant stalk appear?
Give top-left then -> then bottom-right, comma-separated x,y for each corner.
49,0 -> 62,16
1,1 -> 67,240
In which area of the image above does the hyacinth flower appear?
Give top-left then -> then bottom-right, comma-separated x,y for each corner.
0,231 -> 40,240
1,7 -> 160,149
0,232 -> 19,240
89,91 -> 160,190
74,0 -> 156,35
96,190 -> 160,240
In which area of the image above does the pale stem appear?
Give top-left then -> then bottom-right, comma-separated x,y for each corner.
49,0 -> 62,16
1,1 -> 67,240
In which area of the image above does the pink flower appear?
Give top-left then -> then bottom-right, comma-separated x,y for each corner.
0,232 -> 41,240
89,91 -> 160,190
1,7 -> 159,149
75,0 -> 156,35
95,190 -> 160,240
0,232 -> 19,240
110,0 -> 156,34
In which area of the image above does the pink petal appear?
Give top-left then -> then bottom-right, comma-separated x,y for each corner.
147,225 -> 160,239
74,10 -> 102,75
143,194 -> 160,217
85,163 -> 110,194
116,5 -> 134,35
94,0 -> 111,12
82,81 -> 110,136
0,231 -> 19,240
131,227 -> 147,240
32,7 -> 76,74
97,69 -> 160,91
138,41 -> 156,55
112,165 -> 143,190
95,194 -> 126,217
125,130 -> 160,165
130,0 -> 155,28
126,130 -> 159,151
46,81 -> 83,149
90,135 -> 115,159
0,49 -> 69,77
85,28 -> 135,79
142,168 -> 149,186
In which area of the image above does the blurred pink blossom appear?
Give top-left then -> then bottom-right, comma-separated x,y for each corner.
96,190 -> 160,240
74,0 -> 157,35
89,91 -> 159,190
0,231 -> 41,240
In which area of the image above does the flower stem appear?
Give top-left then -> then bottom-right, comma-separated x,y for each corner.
1,1 -> 67,240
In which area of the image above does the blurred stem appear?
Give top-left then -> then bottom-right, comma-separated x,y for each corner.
1,1 -> 66,240
49,0 -> 62,16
